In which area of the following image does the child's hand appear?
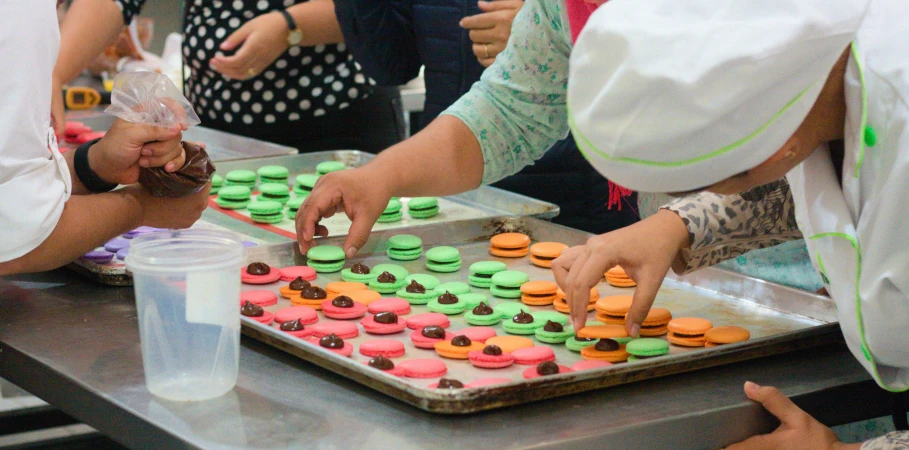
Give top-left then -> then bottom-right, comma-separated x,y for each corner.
552,209 -> 690,333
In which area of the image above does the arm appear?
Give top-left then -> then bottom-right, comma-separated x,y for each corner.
334,0 -> 421,85
662,179 -> 803,275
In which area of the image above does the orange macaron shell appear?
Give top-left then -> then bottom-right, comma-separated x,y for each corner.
667,332 -> 707,347
580,344 -> 630,363
489,247 -> 530,258
528,242 -> 568,268
520,280 -> 559,306
434,339 -> 485,359
704,326 -> 751,346
638,307 -> 672,336
325,281 -> 368,297
596,295 -> 633,315
553,297 -> 596,313
489,232 -> 531,258
577,324 -> 628,340
667,317 -> 713,346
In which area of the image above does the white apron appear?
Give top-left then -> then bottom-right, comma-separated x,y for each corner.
787,0 -> 909,391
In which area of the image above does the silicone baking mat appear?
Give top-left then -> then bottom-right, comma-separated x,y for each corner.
240,216 -> 840,414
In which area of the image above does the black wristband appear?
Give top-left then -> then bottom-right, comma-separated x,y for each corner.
74,137 -> 118,193
279,9 -> 297,31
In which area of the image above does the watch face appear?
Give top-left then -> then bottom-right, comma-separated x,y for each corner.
288,29 -> 303,46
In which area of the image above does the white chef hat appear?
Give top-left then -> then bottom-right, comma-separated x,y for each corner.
567,0 -> 868,193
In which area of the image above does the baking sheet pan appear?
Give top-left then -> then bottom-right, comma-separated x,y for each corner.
239,216 -> 840,414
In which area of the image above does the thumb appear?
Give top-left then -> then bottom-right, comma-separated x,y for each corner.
624,272 -> 661,337
743,382 -> 805,425
220,25 -> 251,51
138,124 -> 183,144
342,208 -> 376,258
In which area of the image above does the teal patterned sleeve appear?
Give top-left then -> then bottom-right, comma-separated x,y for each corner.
440,0 -> 573,185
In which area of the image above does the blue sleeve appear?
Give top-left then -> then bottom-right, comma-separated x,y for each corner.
334,0 -> 422,86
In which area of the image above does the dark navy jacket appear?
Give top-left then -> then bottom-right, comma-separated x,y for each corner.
334,0 -> 638,233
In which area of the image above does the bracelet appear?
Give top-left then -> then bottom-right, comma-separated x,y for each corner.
73,137 -> 118,193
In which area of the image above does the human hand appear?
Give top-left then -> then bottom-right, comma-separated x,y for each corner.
51,75 -> 65,135
460,0 -> 524,67
725,382 -> 852,450
209,12 -> 288,80
295,166 -> 393,258
90,119 -> 186,186
551,209 -> 690,332
126,181 -> 211,229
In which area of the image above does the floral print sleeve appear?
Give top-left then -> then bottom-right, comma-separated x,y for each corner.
662,179 -> 804,274
441,0 -> 573,185
862,431 -> 909,449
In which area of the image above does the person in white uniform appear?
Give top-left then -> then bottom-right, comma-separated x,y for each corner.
0,0 -> 209,275
556,0 -> 909,447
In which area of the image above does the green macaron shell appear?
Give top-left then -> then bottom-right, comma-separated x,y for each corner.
387,247 -> 422,260
257,165 -> 289,183
397,288 -> 437,304
377,211 -> 403,223
426,295 -> 467,315
433,282 -> 471,296
490,270 -> 529,298
490,284 -> 523,298
369,278 -> 407,294
457,293 -> 487,308
626,338 -> 670,357
340,268 -> 375,283
211,174 -> 223,187
316,160 -> 346,175
493,302 -> 528,320
534,325 -> 576,344
403,273 -> 440,289
612,336 -> 635,344
502,315 -> 544,335
565,337 -> 599,352
464,309 -> 503,326
426,259 -> 461,273
532,311 -> 569,325
386,234 -> 423,260
425,246 -> 461,273
407,197 -> 439,219
215,197 -> 250,209
293,174 -> 319,196
216,185 -> 251,209
248,201 -> 285,224
468,260 -> 507,288
306,245 -> 346,273
384,199 -> 403,214
285,196 -> 305,219
258,183 -> 291,205
224,170 -> 257,187
371,264 -> 409,280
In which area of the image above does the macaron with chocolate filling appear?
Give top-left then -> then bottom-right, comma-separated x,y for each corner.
368,271 -> 405,294
240,290 -> 278,307
276,318 -> 313,338
468,260 -> 507,288
385,234 -> 423,261
248,200 -> 285,224
529,241 -> 568,268
363,355 -> 404,376
405,312 -> 451,330
344,289 -> 382,306
366,297 -> 412,315
534,320 -> 576,344
455,326 -> 498,343
465,302 -> 502,326
522,361 -> 573,379
359,339 -> 406,358
241,262 -> 282,284
216,185 -> 252,210
273,305 -> 319,326
490,270 -> 529,299
240,300 -> 274,325
468,344 -> 516,369
325,281 -> 368,298
492,302 -> 529,322
307,333 -> 354,357
257,165 -> 289,184
377,198 -> 403,223
410,325 -> 456,349
502,310 -> 548,335
320,295 -> 368,320
580,338 -> 630,362
520,280 -> 559,306
484,335 -> 534,353
278,265 -> 317,282
257,182 -> 291,205
341,262 -> 375,283
434,335 -> 485,359
316,160 -> 346,175
224,169 -> 257,188
360,312 -> 408,334
279,276 -> 312,298
512,346 -> 557,365
285,196 -> 305,219
565,335 -> 599,352
406,197 -> 439,219
310,321 -> 359,339
424,246 -> 462,273
638,307 -> 673,337
489,232 -> 531,258
456,293 -> 488,309
306,245 -> 346,273
433,282 -> 471,296
595,295 -> 634,325
397,279 -> 437,304
553,288 -> 599,313
293,173 -> 319,196
667,317 -> 714,347
290,285 -> 329,309
427,291 -> 467,315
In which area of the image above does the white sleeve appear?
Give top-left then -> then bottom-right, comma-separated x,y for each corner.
0,1 -> 71,262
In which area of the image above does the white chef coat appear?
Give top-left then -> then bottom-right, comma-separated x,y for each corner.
0,1 -> 71,262
787,0 -> 909,391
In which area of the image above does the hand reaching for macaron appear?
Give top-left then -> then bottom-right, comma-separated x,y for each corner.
551,209 -> 690,334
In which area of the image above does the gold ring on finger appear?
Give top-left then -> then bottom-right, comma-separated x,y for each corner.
484,43 -> 490,59
246,67 -> 257,79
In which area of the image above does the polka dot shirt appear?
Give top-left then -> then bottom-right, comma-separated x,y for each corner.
116,0 -> 373,125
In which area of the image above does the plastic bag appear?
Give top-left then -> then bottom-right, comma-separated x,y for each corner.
105,72 -> 200,128
138,141 -> 214,198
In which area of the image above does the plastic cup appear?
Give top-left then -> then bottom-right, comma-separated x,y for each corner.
126,229 -> 243,401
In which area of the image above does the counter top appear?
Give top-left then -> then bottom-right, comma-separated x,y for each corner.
0,270 -> 889,449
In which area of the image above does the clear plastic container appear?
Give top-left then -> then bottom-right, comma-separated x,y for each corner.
126,229 -> 243,401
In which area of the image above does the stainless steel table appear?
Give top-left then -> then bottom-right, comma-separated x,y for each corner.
0,270 -> 890,449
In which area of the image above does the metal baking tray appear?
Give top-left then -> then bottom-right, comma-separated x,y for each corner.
205,152 -> 560,240
62,112 -> 297,162
240,216 -> 840,414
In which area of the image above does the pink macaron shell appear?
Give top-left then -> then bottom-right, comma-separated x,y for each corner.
277,327 -> 315,339
305,338 -> 354,357
273,306 -> 319,325
465,378 -> 513,388
359,339 -> 406,358
360,315 -> 409,335
409,329 -> 457,349
367,297 -> 412,315
310,321 -> 360,339
468,350 -> 516,369
241,266 -> 282,285
361,360 -> 405,377
242,310 -> 275,325
571,360 -> 613,371
511,346 -> 556,365
405,312 -> 451,330
522,364 -> 573,380
320,300 -> 369,319
453,326 -> 497,343
398,359 -> 448,378
240,290 -> 278,307
279,265 -> 317,282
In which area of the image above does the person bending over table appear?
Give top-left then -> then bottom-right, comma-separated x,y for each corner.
557,0 -> 909,448
0,0 -> 208,276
